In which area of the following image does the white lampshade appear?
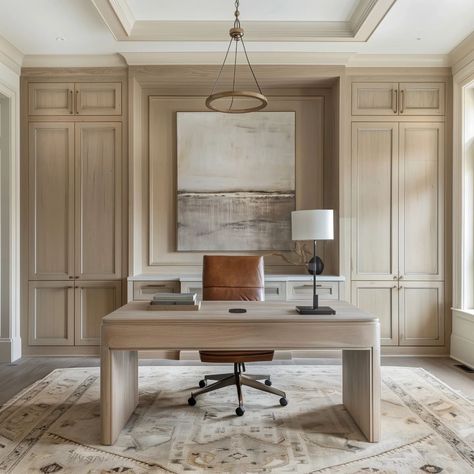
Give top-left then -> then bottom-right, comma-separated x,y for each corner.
291,209 -> 334,241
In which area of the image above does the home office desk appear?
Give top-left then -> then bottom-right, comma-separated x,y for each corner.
100,300 -> 381,445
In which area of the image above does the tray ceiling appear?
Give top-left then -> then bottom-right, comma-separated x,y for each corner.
91,0 -> 396,42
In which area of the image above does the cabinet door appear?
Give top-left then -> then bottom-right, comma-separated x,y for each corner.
28,281 -> 74,345
75,123 -> 122,280
399,123 -> 444,280
399,83 -> 445,116
75,83 -> 122,116
74,281 -> 122,345
352,123 -> 399,280
352,83 -> 398,116
29,123 -> 75,280
351,281 -> 399,346
399,281 -> 444,346
28,83 -> 74,116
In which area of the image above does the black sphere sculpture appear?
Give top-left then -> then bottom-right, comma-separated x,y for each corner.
307,256 -> 324,275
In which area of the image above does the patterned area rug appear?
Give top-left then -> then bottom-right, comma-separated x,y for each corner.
0,366 -> 473,473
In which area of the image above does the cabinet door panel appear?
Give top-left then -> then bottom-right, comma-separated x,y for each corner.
28,281 -> 74,345
351,281 -> 398,346
399,282 -> 444,346
399,83 -> 445,116
352,83 -> 398,115
352,123 -> 398,280
28,83 -> 74,116
29,123 -> 75,280
75,123 -> 122,279
75,83 -> 122,116
399,123 -> 444,280
75,281 -> 122,345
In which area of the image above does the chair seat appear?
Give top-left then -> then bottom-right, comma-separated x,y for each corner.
199,350 -> 274,363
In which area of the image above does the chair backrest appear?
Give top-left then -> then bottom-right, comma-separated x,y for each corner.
202,255 -> 265,301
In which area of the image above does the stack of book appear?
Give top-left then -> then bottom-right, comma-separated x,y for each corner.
150,293 -> 197,306
148,292 -> 200,311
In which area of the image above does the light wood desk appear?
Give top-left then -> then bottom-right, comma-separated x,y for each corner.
100,300 -> 381,445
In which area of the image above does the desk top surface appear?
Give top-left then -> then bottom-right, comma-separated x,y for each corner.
103,300 -> 377,325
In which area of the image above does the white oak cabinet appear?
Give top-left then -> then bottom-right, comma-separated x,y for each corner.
351,281 -> 399,346
74,281 -> 122,345
29,123 -> 75,280
352,122 -> 444,282
352,82 -> 445,116
28,281 -> 75,346
28,280 -> 122,346
75,123 -> 122,280
29,122 -> 122,281
351,79 -> 446,348
28,82 -> 122,116
399,281 -> 445,346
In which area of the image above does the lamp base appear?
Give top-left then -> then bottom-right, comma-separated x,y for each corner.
296,305 -> 336,315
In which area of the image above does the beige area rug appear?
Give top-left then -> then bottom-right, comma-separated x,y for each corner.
0,366 -> 473,473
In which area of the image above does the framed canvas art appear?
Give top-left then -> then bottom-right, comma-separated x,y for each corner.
177,112 -> 295,251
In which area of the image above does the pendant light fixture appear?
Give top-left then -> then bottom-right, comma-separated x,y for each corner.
206,0 -> 268,113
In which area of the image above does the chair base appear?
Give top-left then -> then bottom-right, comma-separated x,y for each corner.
189,363 -> 287,415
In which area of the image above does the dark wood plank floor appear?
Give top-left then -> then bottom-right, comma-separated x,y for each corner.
0,356 -> 473,407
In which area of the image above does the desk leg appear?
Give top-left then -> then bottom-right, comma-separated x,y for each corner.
342,347 -> 381,442
101,348 -> 138,445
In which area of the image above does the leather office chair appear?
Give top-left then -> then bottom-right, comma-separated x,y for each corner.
188,255 -> 288,416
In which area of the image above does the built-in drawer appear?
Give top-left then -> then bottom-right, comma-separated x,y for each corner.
287,281 -> 339,301
133,281 -> 180,301
180,281 -> 286,301
264,281 -> 286,301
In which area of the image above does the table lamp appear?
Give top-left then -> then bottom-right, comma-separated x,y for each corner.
291,209 -> 336,315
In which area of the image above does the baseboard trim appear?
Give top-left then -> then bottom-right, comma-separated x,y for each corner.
450,334 -> 474,369
0,337 -> 22,362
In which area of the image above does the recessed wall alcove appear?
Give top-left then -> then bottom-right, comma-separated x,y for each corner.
129,65 -> 343,277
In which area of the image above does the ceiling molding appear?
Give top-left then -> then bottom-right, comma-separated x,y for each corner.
347,54 -> 450,68
93,0 -> 397,42
120,51 -> 450,68
22,54 -> 126,68
120,52 -> 353,66
450,30 -> 474,76
0,34 -> 23,75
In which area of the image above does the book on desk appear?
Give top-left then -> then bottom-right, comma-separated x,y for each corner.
148,293 -> 200,311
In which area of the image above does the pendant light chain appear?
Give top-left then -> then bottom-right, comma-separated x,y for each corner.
205,0 -> 268,113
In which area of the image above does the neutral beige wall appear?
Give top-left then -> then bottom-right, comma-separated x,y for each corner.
135,93 -> 338,275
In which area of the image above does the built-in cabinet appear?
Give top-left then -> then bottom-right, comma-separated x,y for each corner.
351,80 -> 447,348
28,82 -> 122,116
352,82 -> 445,116
130,276 -> 344,303
24,77 -> 125,352
28,280 -> 121,346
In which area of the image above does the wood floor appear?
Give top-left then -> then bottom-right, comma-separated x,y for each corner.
0,356 -> 473,407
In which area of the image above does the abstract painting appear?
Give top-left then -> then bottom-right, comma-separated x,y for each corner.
177,112 -> 295,251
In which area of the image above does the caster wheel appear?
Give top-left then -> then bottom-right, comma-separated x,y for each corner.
235,406 -> 245,416
188,397 -> 196,406
199,379 -> 206,388
279,397 -> 288,407
264,379 -> 272,386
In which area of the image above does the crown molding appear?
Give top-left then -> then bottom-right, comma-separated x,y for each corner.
120,52 -> 354,66
93,0 -> 396,42
22,54 -> 126,68
120,51 -> 450,68
0,35 -> 23,75
450,30 -> 474,77
347,54 -> 450,68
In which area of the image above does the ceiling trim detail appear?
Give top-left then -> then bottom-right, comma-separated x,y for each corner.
91,0 -> 397,42
0,34 -> 23,74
